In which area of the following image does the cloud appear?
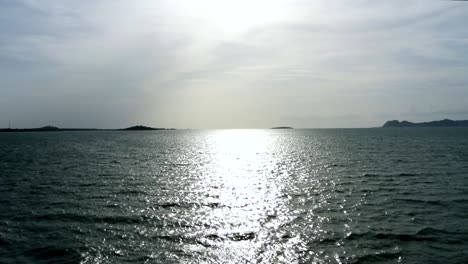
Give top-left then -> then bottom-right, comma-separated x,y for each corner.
1,1 -> 468,128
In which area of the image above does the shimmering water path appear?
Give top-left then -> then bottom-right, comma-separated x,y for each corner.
1,129 -> 468,263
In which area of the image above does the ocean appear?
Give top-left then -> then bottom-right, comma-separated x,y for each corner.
1,129 -> 467,263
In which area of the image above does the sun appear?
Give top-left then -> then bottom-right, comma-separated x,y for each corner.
171,0 -> 289,34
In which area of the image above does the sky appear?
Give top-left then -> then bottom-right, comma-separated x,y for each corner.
1,0 -> 468,129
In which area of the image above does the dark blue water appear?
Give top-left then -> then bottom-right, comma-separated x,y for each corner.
1,129 -> 467,263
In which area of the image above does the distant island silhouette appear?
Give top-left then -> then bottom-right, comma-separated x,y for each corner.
271,127 -> 293,129
0,125 -> 65,132
0,125 -> 175,132
122,125 -> 173,131
383,119 -> 468,128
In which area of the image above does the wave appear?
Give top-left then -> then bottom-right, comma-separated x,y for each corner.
153,231 -> 257,248
114,189 -> 146,195
25,246 -> 82,263
326,164 -> 346,168
362,172 -> 421,177
350,251 -> 401,264
228,232 -> 256,241
398,173 -> 420,176
362,173 -> 380,177
29,212 -> 153,225
0,233 -> 11,246
153,234 -> 188,243
155,202 -> 181,209
203,231 -> 256,242
345,227 -> 468,244
451,198 -> 468,203
395,198 -> 444,206
153,201 -> 226,209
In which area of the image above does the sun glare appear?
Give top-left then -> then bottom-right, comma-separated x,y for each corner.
173,0 -> 289,34
205,129 -> 277,207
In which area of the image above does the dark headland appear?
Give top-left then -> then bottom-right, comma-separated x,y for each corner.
0,125 -> 174,132
0,126 -> 85,132
383,119 -> 468,128
271,126 -> 293,129
121,125 -> 174,131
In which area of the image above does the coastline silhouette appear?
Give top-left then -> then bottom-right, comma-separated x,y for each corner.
2,119 -> 468,132
0,125 -> 174,132
383,119 -> 468,128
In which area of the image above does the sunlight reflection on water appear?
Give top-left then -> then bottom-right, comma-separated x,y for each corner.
188,130 -> 308,263
3,129 -> 466,263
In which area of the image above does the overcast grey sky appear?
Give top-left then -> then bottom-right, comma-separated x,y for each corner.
1,0 -> 468,128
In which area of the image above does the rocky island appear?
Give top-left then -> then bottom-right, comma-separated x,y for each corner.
0,125 -> 64,132
0,125 -> 174,132
383,119 -> 468,128
122,125 -> 173,131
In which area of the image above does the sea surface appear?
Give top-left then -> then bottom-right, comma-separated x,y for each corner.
1,129 -> 467,263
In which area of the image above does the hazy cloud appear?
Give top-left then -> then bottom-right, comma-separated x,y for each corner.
1,0 -> 468,128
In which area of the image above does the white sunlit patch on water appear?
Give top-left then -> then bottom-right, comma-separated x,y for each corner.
68,130 -> 362,263
183,129 -> 308,263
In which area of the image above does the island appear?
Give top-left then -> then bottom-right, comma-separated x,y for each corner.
383,119 -> 468,128
0,125 -> 64,132
0,125 -> 175,132
271,127 -> 293,129
122,125 -> 173,131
